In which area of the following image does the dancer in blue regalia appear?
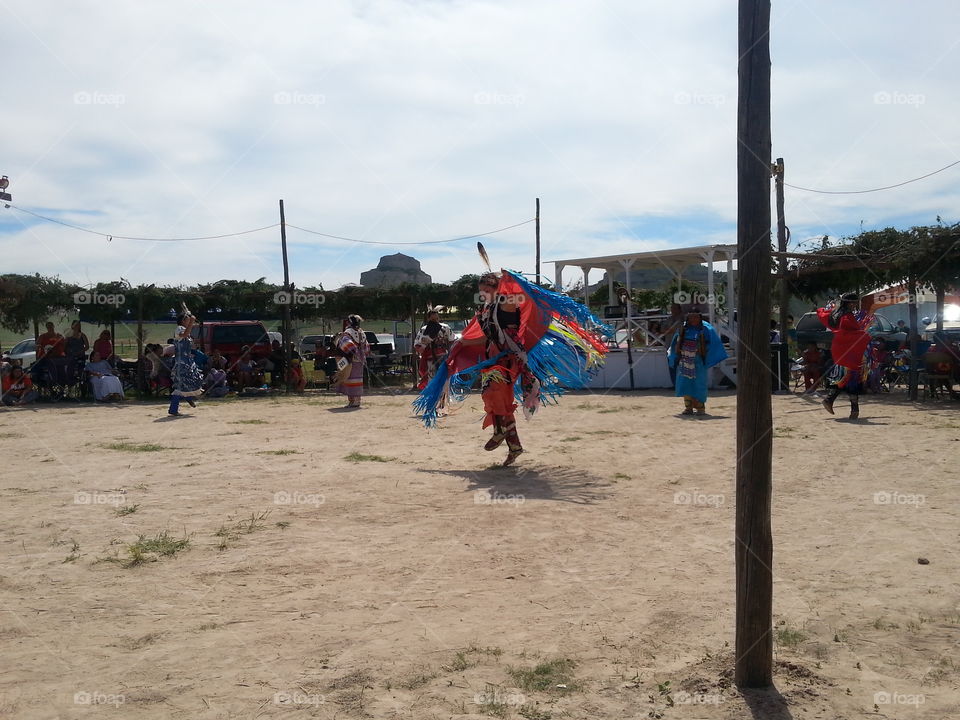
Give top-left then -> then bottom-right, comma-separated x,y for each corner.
667,310 -> 728,416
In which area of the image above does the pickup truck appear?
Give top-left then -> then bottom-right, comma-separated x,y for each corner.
190,320 -> 272,360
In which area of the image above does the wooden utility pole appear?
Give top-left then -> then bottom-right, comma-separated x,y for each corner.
735,0 -> 774,688
774,158 -> 789,327
279,199 -> 292,392
535,198 -> 541,285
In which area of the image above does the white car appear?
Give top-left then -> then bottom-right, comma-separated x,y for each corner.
4,338 -> 36,367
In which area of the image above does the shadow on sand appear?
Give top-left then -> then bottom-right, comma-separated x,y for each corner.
741,684 -> 795,720
422,465 -> 611,505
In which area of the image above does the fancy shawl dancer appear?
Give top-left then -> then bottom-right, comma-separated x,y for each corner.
336,314 -> 370,409
168,308 -> 203,416
817,292 -> 871,419
414,307 -> 454,390
667,310 -> 728,415
413,248 -> 611,466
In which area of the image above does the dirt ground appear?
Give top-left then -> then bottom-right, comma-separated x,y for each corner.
1,388 -> 958,720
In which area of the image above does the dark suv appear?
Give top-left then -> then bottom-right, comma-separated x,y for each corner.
795,310 -> 906,351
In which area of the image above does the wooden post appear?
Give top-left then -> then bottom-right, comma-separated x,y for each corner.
280,199 -> 292,392
907,277 -> 919,401
774,158 -> 789,359
735,0 -> 774,689
535,198 -> 541,286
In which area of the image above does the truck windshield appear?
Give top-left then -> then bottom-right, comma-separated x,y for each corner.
213,325 -> 268,344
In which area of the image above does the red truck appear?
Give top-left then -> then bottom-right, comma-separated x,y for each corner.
190,321 -> 273,361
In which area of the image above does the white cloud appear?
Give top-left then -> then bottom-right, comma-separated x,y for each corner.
1,0 -> 957,290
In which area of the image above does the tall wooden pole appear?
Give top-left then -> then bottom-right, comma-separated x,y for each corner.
535,198 -> 541,285
280,199 -> 292,392
774,157 -> 789,344
735,0 -> 774,688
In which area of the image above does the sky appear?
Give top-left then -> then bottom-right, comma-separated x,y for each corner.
1,0 -> 958,292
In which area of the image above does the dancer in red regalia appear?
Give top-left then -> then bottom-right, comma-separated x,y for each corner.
816,292 -> 872,419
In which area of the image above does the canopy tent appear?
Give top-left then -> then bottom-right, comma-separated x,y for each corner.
550,244 -> 738,388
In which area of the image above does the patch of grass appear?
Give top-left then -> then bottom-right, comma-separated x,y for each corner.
519,706 -> 552,720
466,644 -> 503,659
344,452 -> 394,463
443,651 -> 473,672
62,552 -> 80,563
120,531 -> 190,566
614,473 -> 630,480
872,616 -> 899,630
257,449 -> 299,455
598,407 -> 626,414
396,667 -> 438,690
775,625 -> 807,647
230,419 -> 269,424
198,622 -> 219,631
560,436 -> 582,442
275,521 -> 290,530
115,504 -> 139,516
478,700 -> 509,718
507,658 -> 578,692
101,442 -> 167,453
214,511 -> 271,547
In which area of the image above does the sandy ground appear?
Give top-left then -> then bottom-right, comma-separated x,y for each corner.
1,387 -> 958,720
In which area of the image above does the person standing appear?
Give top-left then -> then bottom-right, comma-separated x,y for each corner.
168,313 -> 203,416
816,292 -> 871,419
667,310 -> 728,416
64,320 -> 90,384
414,309 -> 454,390
662,303 -> 685,385
336,315 -> 370,409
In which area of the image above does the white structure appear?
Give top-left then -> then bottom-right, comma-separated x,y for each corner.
551,244 -> 738,389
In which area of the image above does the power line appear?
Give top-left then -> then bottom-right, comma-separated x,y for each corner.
284,218 -> 536,245
7,204 -> 535,245
8,205 -> 280,241
785,159 -> 960,195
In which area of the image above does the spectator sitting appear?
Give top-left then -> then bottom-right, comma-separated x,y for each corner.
236,345 -> 259,389
192,344 -> 209,373
208,348 -> 228,372
2,366 -> 39,406
85,350 -> 125,402
144,344 -> 173,391
203,367 -> 229,398
288,357 -> 307,393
